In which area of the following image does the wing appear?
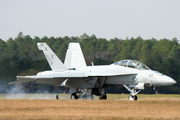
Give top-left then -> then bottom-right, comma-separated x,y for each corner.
9,70 -> 137,88
9,70 -> 88,85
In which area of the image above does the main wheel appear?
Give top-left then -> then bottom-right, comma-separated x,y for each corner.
99,94 -> 107,100
71,93 -> 78,99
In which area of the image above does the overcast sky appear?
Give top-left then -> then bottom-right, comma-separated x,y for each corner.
1,0 -> 180,41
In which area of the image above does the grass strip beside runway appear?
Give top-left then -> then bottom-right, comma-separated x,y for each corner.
0,94 -> 180,119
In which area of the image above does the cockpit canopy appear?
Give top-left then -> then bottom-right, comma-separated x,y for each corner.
113,59 -> 150,70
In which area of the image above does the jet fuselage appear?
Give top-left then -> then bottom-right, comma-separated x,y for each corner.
76,64 -> 176,86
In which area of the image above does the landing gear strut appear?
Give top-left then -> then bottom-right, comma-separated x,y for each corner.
123,85 -> 140,101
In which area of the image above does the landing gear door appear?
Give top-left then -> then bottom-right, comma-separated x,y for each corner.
94,77 -> 106,88
66,77 -> 98,88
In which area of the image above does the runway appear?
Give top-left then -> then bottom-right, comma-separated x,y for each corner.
0,94 -> 70,99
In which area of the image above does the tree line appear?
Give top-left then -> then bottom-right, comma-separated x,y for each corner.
0,32 -> 180,94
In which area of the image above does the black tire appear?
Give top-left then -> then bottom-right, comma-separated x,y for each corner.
99,94 -> 107,100
128,95 -> 138,101
56,95 -> 59,99
71,93 -> 78,99
134,95 -> 138,100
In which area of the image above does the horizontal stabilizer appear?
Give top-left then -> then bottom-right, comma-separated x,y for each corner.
8,76 -> 37,84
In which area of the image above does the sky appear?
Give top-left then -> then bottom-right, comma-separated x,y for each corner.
0,0 -> 180,41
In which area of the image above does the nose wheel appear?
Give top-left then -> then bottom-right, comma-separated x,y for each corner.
123,84 -> 140,101
128,95 -> 138,101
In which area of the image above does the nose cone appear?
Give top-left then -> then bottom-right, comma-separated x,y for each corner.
160,75 -> 176,86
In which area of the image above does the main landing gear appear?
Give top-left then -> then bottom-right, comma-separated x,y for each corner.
123,85 -> 141,101
71,89 -> 92,99
70,88 -> 107,100
99,94 -> 107,100
71,93 -> 78,99
99,89 -> 107,100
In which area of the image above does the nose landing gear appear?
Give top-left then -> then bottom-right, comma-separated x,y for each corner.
123,85 -> 141,101
128,95 -> 138,101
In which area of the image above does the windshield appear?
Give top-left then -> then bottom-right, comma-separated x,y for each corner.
113,59 -> 150,70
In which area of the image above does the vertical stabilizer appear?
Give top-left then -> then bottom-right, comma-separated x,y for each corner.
64,43 -> 87,69
37,43 -> 67,71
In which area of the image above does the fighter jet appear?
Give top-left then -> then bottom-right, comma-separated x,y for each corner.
9,42 -> 176,100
